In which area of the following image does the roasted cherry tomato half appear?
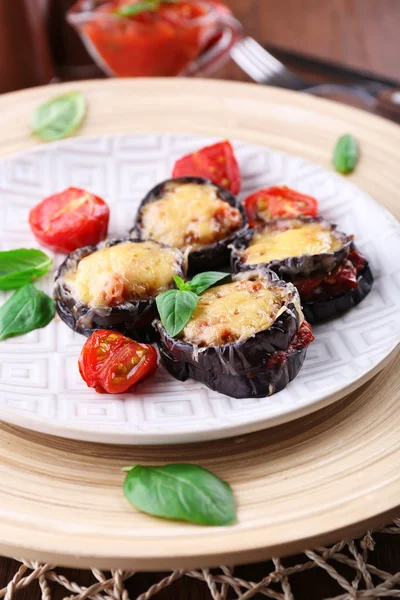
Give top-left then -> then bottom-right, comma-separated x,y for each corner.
244,186 -> 318,227
29,187 -> 109,254
78,330 -> 158,394
172,140 -> 241,194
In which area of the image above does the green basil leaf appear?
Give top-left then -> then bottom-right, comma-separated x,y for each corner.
115,0 -> 178,15
173,275 -> 191,291
187,271 -> 230,295
156,289 -> 199,337
115,1 -> 159,16
0,249 -> 52,290
123,464 -> 236,526
333,134 -> 359,174
31,91 -> 86,142
0,284 -> 55,341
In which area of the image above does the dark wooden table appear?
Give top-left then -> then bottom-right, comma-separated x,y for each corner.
1,1 -> 400,598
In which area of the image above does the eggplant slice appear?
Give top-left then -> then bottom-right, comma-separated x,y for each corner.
231,216 -> 351,279
156,269 -> 311,398
302,263 -> 374,324
131,176 -> 248,272
231,217 -> 373,324
159,345 -> 307,399
54,238 -> 186,342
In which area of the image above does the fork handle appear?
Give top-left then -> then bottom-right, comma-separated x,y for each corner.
262,71 -> 308,91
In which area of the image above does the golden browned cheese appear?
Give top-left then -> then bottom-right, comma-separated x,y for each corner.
244,223 -> 343,265
139,182 -> 242,250
63,241 -> 179,309
181,279 -> 285,346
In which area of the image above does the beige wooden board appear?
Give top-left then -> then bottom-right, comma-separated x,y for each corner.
0,78 -> 399,570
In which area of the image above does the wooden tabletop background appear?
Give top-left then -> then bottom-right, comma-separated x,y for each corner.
1,0 -> 400,598
219,0 -> 400,83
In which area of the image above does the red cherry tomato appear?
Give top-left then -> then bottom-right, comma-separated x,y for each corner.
244,186 -> 318,227
78,330 -> 158,395
29,187 -> 109,253
172,140 -> 241,194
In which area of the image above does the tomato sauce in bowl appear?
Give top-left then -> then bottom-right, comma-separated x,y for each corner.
68,0 -> 237,77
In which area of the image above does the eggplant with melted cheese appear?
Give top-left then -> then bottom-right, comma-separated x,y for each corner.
156,269 -> 314,399
231,217 -> 373,323
231,217 -> 351,278
54,238 -> 186,341
131,176 -> 247,272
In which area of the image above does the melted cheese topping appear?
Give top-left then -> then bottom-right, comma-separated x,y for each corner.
244,223 -> 342,265
182,279 -> 285,346
63,241 -> 179,309
140,183 -> 242,250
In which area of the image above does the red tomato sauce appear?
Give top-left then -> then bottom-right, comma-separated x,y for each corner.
80,0 -> 219,77
265,321 -> 315,369
293,249 -> 367,302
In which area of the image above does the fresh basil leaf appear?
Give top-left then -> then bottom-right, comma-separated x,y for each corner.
173,275 -> 191,291
333,134 -> 359,174
0,249 -> 52,290
0,284 -> 55,341
115,0 -> 178,16
123,463 -> 236,526
31,91 -> 86,142
156,289 -> 199,337
188,271 -> 230,295
115,1 -> 159,16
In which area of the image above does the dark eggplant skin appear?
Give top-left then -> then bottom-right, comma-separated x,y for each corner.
131,176 -> 248,273
54,238 -> 186,342
231,217 -> 352,280
302,263 -> 373,324
159,345 -> 307,399
155,268 -> 303,377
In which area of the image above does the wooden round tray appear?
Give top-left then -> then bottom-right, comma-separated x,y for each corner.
0,79 -> 399,570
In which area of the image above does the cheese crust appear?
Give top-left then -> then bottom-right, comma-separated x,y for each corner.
139,182 -> 242,250
181,279 -> 286,346
243,222 -> 343,265
63,240 -> 179,309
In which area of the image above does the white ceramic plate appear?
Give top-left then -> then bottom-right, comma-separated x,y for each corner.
0,132 -> 399,445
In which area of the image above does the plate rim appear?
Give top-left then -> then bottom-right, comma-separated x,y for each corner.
1,344 -> 398,445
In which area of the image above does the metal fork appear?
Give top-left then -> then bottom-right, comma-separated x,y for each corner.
231,37 -> 307,89
230,36 -> 385,101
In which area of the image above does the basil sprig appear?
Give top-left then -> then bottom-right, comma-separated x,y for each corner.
123,463 -> 236,526
156,271 -> 229,337
186,272 -> 230,295
0,249 -> 52,290
0,284 -> 55,341
333,134 -> 359,174
31,91 -> 86,142
156,288 -> 199,338
115,0 -> 177,17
